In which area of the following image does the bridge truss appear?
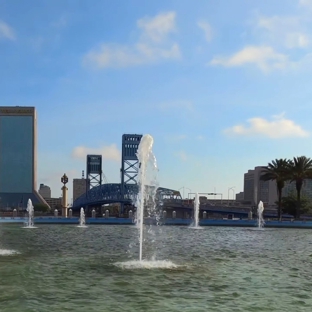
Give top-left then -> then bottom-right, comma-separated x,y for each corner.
72,184 -> 182,212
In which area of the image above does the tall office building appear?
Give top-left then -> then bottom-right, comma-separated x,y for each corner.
0,106 -> 47,208
243,166 -> 277,206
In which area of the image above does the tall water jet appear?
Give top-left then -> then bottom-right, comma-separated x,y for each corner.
78,207 -> 87,227
257,200 -> 265,229
24,199 -> 35,228
115,134 -> 177,269
135,134 -> 158,262
192,193 -> 200,228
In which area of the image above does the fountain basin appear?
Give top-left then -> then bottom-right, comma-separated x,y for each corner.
0,217 -> 312,228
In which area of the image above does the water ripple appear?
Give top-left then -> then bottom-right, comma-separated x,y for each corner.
0,224 -> 312,311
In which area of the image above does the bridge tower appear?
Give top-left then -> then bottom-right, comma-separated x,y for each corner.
120,134 -> 142,213
86,155 -> 102,193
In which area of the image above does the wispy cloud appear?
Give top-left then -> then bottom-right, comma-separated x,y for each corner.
51,16 -> 67,28
175,150 -> 188,161
0,20 -> 15,41
299,0 -> 312,9
137,12 -> 177,42
210,46 -> 288,72
83,12 -> 181,69
257,15 -> 309,49
196,135 -> 205,141
71,144 -> 121,161
197,21 -> 213,42
210,4 -> 312,73
223,114 -> 309,139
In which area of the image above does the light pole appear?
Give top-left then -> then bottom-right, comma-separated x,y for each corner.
178,186 -> 191,199
61,173 -> 68,218
227,186 -> 235,204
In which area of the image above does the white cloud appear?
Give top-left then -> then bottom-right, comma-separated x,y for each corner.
223,115 -> 309,139
197,21 -> 213,42
71,144 -> 121,161
83,12 -> 180,69
137,11 -> 176,43
208,3 -> 312,73
257,15 -> 309,49
175,151 -> 188,161
286,33 -> 309,48
210,46 -> 288,72
299,0 -> 312,8
0,20 -> 15,41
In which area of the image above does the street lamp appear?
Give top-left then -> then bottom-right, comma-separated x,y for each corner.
61,173 -> 69,218
178,186 -> 192,199
228,186 -> 235,204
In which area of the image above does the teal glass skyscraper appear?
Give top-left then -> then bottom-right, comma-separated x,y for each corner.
0,106 -> 46,208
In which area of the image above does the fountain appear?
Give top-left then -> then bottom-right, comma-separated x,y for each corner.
116,134 -> 176,269
257,200 -> 265,229
23,199 -> 36,228
190,192 -> 201,228
135,134 -> 158,261
78,207 -> 87,228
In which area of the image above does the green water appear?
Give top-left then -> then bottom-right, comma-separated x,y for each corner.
0,225 -> 312,311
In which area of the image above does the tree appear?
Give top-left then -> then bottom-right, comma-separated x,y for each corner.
34,203 -> 50,213
288,156 -> 312,219
261,158 -> 290,220
280,192 -> 312,217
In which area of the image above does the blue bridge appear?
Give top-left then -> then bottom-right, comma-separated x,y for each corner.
72,134 -> 183,214
72,183 -> 182,212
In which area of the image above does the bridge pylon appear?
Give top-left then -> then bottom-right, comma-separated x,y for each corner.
86,154 -> 102,194
120,134 -> 142,214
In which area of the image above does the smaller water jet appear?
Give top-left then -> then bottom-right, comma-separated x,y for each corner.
77,207 -> 87,228
190,193 -> 202,229
257,200 -> 265,229
23,199 -> 36,228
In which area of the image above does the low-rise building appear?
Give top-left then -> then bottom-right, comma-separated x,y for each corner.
38,184 -> 51,199
45,197 -> 62,209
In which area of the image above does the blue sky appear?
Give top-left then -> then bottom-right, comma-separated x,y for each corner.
1,0 -> 312,201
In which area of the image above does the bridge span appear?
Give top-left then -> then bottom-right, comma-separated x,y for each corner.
72,183 -> 182,213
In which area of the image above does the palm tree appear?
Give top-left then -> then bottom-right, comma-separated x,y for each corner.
288,156 -> 312,219
261,159 -> 289,220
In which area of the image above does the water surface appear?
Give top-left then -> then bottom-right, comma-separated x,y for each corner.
0,224 -> 311,311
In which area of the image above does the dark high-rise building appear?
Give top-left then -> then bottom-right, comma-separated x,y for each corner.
0,106 -> 47,208
73,178 -> 87,201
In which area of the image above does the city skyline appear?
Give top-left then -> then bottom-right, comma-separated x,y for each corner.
1,1 -> 312,198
